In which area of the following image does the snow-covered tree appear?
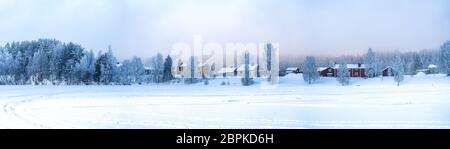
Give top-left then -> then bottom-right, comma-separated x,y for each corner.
406,53 -> 421,75
94,54 -> 106,84
302,56 -> 319,84
336,61 -> 350,86
151,53 -> 164,83
130,56 -> 145,84
162,55 -> 173,82
393,51 -> 404,86
364,48 -> 379,78
117,59 -> 132,85
0,47 -> 15,84
28,49 -> 50,84
77,50 -> 96,84
107,46 -> 118,84
49,43 -> 65,84
94,46 -> 117,85
439,40 -> 450,76
62,42 -> 85,84
13,51 -> 27,84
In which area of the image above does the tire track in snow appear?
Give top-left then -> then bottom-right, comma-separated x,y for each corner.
1,90 -> 86,128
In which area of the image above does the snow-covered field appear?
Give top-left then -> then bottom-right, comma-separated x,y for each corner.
1,74 -> 450,129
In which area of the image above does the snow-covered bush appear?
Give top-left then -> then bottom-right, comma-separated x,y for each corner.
302,56 -> 319,84
393,51 -> 405,86
439,41 -> 450,76
336,62 -> 350,86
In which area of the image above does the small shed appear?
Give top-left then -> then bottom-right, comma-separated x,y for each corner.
428,64 -> 438,74
286,67 -> 300,74
382,66 -> 394,76
318,67 -> 335,77
216,66 -> 237,77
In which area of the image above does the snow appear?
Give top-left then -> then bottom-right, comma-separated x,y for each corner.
416,72 -> 427,77
317,67 -> 329,72
236,64 -> 258,71
1,74 -> 450,129
286,67 -> 299,71
334,64 -> 365,69
216,66 -> 236,74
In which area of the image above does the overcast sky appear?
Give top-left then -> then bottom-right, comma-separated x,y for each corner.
0,0 -> 449,59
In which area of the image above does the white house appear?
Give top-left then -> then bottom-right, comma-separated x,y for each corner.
216,66 -> 237,78
428,64 -> 438,74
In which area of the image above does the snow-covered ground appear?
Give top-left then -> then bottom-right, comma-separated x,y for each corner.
1,74 -> 450,129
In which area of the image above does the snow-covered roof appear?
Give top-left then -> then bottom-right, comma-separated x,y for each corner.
428,64 -> 437,69
334,64 -> 365,69
416,69 -> 428,72
237,64 -> 258,71
317,67 -> 331,71
383,66 -> 392,70
286,67 -> 299,71
144,66 -> 154,70
216,66 -> 236,74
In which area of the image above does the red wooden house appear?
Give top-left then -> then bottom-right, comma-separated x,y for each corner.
318,67 -> 335,77
332,63 -> 366,78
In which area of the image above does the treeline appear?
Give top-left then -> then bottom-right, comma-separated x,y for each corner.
1,39 -> 449,86
0,39 -> 174,85
297,40 -> 450,86
281,41 -> 450,76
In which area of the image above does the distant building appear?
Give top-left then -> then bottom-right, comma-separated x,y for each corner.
144,66 -> 155,75
428,64 -> 438,74
336,63 -> 366,78
237,64 -> 258,78
415,64 -> 438,75
318,67 -> 335,77
382,66 -> 394,76
279,70 -> 287,77
286,67 -> 300,74
416,69 -> 429,74
172,62 -> 187,78
216,66 -> 237,78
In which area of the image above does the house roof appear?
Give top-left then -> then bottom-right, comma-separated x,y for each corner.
383,66 -> 393,70
286,67 -> 299,71
216,66 -> 236,74
334,64 -> 365,69
237,64 -> 258,71
144,66 -> 154,70
317,67 -> 331,71
428,64 -> 437,68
